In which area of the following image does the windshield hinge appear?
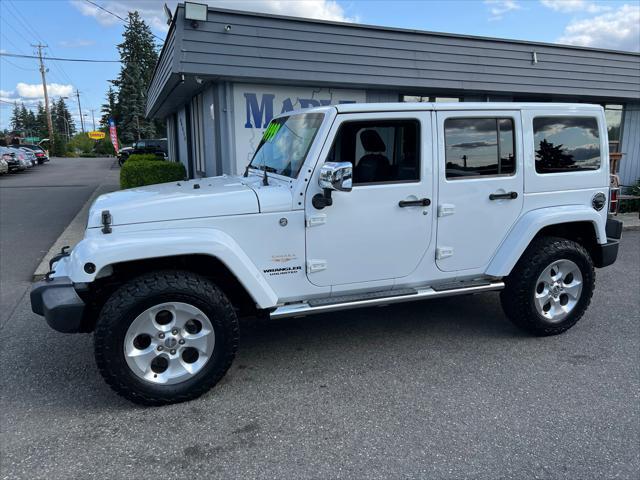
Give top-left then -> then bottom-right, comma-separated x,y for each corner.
101,210 -> 112,234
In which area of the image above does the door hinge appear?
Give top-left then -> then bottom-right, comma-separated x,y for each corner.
437,204 -> 455,217
306,214 -> 327,228
436,247 -> 454,260
307,259 -> 327,273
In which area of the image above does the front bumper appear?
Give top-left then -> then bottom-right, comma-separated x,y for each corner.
30,277 -> 86,333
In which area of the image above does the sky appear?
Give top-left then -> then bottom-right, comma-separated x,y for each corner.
1,0 -> 639,131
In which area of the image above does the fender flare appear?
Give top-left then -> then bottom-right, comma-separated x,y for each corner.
64,228 -> 279,309
485,205 -> 606,277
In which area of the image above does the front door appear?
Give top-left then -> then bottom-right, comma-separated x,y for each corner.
305,112 -> 433,287
435,110 -> 524,272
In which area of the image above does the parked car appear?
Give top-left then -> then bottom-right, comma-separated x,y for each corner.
31,103 -> 621,406
1,146 -> 25,172
19,144 -> 49,164
9,147 -> 32,168
0,157 -> 8,175
118,138 -> 168,166
20,147 -> 38,167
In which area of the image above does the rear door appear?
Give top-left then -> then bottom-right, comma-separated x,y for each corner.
435,110 -> 524,272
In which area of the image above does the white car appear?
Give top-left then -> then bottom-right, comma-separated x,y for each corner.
31,102 -> 621,405
0,157 -> 8,174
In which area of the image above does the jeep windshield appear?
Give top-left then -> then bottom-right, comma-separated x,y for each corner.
249,112 -> 324,178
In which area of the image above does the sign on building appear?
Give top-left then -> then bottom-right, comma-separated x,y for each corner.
232,84 -> 366,174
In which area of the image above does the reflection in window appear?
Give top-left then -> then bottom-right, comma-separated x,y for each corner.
533,116 -> 600,174
444,118 -> 515,179
604,104 -> 624,153
402,95 -> 461,103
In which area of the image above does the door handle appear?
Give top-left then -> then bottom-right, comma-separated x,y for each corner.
489,191 -> 518,201
399,198 -> 431,207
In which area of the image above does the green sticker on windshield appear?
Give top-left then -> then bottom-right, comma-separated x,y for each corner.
262,122 -> 282,142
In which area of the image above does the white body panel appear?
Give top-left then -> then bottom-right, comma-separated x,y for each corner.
51,102 -> 611,311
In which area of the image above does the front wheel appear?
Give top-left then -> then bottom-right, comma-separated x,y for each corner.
500,237 -> 595,336
94,271 -> 239,405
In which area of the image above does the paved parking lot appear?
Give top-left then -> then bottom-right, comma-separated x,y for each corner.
0,171 -> 638,480
0,157 -> 116,328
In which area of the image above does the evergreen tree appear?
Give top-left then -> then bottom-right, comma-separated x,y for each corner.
100,86 -> 118,129
35,102 -> 48,138
10,103 -> 22,132
26,109 -> 37,134
52,98 -> 76,138
113,11 -> 159,143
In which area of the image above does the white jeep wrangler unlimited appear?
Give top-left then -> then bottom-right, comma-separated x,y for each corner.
32,103 -> 622,405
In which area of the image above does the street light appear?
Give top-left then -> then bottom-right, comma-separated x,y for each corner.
52,114 -> 70,140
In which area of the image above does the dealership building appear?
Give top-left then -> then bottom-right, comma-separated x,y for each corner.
147,4 -> 640,187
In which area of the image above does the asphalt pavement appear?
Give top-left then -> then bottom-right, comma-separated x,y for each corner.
0,171 -> 638,480
0,157 -> 117,328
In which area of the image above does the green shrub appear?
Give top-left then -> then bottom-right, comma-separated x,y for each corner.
619,178 -> 640,213
68,133 -> 94,154
127,153 -> 164,162
120,160 -> 186,189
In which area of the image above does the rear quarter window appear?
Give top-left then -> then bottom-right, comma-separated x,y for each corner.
533,116 -> 601,174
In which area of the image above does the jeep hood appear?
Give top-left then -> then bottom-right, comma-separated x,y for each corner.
87,176 -> 260,228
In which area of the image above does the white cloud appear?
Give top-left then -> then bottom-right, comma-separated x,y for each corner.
70,0 -> 356,34
540,0 -> 610,14
557,4 -> 640,51
59,39 -> 96,48
16,82 -> 74,99
0,89 -> 15,97
484,0 -> 521,21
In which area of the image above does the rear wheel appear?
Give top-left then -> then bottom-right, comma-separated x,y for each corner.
500,237 -> 595,336
94,271 -> 239,405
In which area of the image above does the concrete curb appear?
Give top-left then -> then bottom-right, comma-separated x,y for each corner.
617,212 -> 640,231
33,179 -> 119,281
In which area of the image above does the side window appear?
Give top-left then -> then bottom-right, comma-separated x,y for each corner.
328,120 -> 420,184
533,116 -> 601,173
444,117 -> 515,179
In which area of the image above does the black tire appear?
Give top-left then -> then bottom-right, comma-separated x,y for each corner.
94,270 -> 239,405
500,236 -> 595,336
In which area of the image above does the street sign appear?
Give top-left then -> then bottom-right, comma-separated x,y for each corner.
24,137 -> 40,143
88,131 -> 106,140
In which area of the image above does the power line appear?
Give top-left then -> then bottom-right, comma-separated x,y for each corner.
4,1 -> 76,91
0,56 -> 38,71
84,0 -> 165,43
0,52 -> 120,63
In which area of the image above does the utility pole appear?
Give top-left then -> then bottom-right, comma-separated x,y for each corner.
89,108 -> 96,131
32,43 -> 54,148
76,89 -> 85,133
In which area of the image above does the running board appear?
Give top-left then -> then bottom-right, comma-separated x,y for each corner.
270,281 -> 505,320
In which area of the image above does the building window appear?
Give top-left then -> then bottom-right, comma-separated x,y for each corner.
402,95 -> 461,103
444,118 -> 515,179
327,119 -> 420,184
533,116 -> 601,174
604,104 -> 624,153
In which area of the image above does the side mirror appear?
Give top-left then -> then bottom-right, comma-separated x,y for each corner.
318,162 -> 353,192
313,162 -> 353,209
